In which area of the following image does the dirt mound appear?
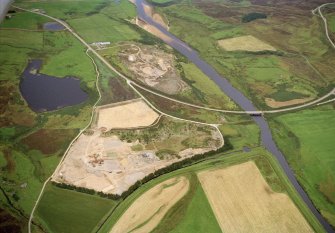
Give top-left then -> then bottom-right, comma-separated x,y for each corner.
118,42 -> 187,95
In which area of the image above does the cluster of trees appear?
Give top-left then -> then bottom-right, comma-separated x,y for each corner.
242,12 -> 267,23
53,138 -> 233,200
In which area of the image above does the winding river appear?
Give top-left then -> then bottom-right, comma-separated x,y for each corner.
135,0 -> 334,232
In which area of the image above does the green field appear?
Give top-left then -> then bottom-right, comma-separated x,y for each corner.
327,13 -> 335,33
164,177 -> 221,233
270,104 -> 335,227
98,147 -> 325,233
36,184 -> 117,233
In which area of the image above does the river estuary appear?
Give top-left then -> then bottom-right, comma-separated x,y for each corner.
135,0 -> 334,232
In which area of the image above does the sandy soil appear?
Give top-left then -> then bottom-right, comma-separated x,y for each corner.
198,161 -> 313,233
265,97 -> 313,108
142,3 -> 169,30
96,99 -> 159,130
218,35 -> 276,52
110,176 -> 189,233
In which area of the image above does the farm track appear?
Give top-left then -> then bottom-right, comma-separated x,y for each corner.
11,2 -> 334,232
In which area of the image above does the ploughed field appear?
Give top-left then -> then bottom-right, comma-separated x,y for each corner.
110,176 -> 189,233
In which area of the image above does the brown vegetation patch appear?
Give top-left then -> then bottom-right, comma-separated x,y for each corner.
265,97 -> 313,108
198,161 -> 313,233
319,175 -> 335,204
22,129 -> 78,154
218,35 -> 276,52
2,148 -> 15,173
0,81 -> 35,127
0,208 -> 22,233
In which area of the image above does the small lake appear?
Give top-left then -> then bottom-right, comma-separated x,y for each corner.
20,60 -> 88,112
43,22 -> 65,31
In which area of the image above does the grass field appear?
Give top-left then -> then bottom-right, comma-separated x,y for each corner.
36,184 -> 117,233
98,147 -> 325,233
158,176 -> 221,233
270,104 -> 335,227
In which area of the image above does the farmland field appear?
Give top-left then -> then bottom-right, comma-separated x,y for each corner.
99,148 -> 324,233
270,104 -> 335,227
198,161 -> 313,233
111,176 -> 189,233
218,35 -> 276,52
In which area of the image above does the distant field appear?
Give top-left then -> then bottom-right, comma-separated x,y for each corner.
271,104 -> 335,227
218,35 -> 276,52
36,185 -> 117,233
198,161 -> 313,233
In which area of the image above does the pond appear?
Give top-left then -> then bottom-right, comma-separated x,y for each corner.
20,59 -> 88,112
43,22 -> 65,31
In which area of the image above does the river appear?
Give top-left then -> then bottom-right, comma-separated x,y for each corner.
135,0 -> 334,232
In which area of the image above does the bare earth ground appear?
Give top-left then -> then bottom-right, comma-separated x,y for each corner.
135,17 -> 171,41
198,161 -> 313,233
265,97 -> 314,108
110,176 -> 189,233
218,35 -> 276,52
52,100 -> 219,194
142,2 -> 169,30
95,99 -> 159,130
116,42 -> 187,94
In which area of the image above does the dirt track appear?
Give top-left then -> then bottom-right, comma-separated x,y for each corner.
110,176 -> 189,233
198,161 -> 313,233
